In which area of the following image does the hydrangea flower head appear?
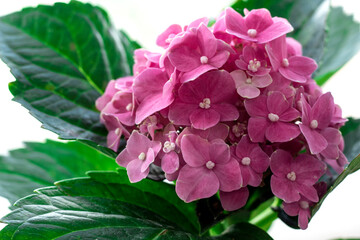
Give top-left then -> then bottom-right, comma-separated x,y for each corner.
96,7 -> 349,230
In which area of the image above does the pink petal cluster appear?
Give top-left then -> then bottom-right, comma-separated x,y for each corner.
96,7 -> 348,230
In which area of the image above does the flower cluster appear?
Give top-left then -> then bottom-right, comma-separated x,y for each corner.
96,8 -> 348,229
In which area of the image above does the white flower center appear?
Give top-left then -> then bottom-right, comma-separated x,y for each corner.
310,120 -> 318,129
268,113 -> 280,122
282,58 -> 289,67
247,29 -> 257,38
163,141 -> 176,153
114,128 -> 121,135
200,56 -> 209,64
199,98 -> 211,109
241,157 -> 251,166
246,78 -> 252,84
206,161 -> 215,170
248,59 -> 261,72
299,201 -> 309,209
287,171 -> 296,181
126,103 -> 133,111
138,152 -> 146,161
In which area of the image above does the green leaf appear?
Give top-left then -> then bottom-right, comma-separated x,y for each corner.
231,0 -> 360,85
55,170 -> 200,234
0,140 -> 118,204
314,7 -> 360,85
212,223 -> 273,240
0,1 -> 136,152
342,118 -> 360,160
0,171 -> 272,239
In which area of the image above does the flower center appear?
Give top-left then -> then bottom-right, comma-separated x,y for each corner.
200,56 -> 208,64
287,171 -> 296,181
246,78 -> 252,84
247,29 -> 257,38
114,128 -> 121,135
138,152 -> 146,161
299,201 -> 309,209
282,58 -> 289,67
206,161 -> 215,170
126,103 -> 133,111
241,157 -> 251,166
163,141 -> 176,153
232,123 -> 246,137
310,119 -> 318,129
268,113 -> 279,122
199,98 -> 211,109
248,59 -> 261,72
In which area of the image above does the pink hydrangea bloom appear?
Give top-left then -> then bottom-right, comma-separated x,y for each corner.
101,114 -> 129,152
169,70 -> 239,130
235,46 -> 271,76
175,134 -> 241,202
270,149 -> 326,203
168,24 -> 231,82
225,8 -> 293,44
116,131 -> 162,183
231,69 -> 272,99
134,68 -> 177,124
101,91 -> 135,126
299,92 -> 335,154
231,135 -> 269,187
282,196 -> 312,230
95,8 -> 348,226
266,35 -> 317,83
245,91 -> 300,142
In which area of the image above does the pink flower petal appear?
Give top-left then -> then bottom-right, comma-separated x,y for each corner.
161,151 -> 180,174
214,159 -> 241,192
211,103 -> 239,121
220,187 -> 249,211
299,124 -> 328,154
176,165 -> 219,202
251,74 -> 272,88
208,140 -> 231,165
248,117 -> 269,142
208,50 -> 230,68
267,91 -> 290,116
168,45 -> 201,72
312,92 -> 334,129
168,101 -> 198,126
298,209 -> 310,230
270,150 -> 292,175
244,95 -> 268,117
190,109 -> 221,130
266,121 -> 300,142
140,148 -> 155,173
181,134 -> 209,167
127,159 -> 150,183
271,175 -> 300,203
179,64 -> 216,83
197,23 -> 218,57
237,85 -> 261,99
256,18 -> 293,43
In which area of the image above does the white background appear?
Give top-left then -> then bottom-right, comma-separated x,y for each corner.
0,1 -> 359,239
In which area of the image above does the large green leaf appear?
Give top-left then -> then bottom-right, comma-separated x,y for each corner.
0,1 -> 135,152
0,171 -> 272,239
231,0 -> 360,85
0,140 -> 118,204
